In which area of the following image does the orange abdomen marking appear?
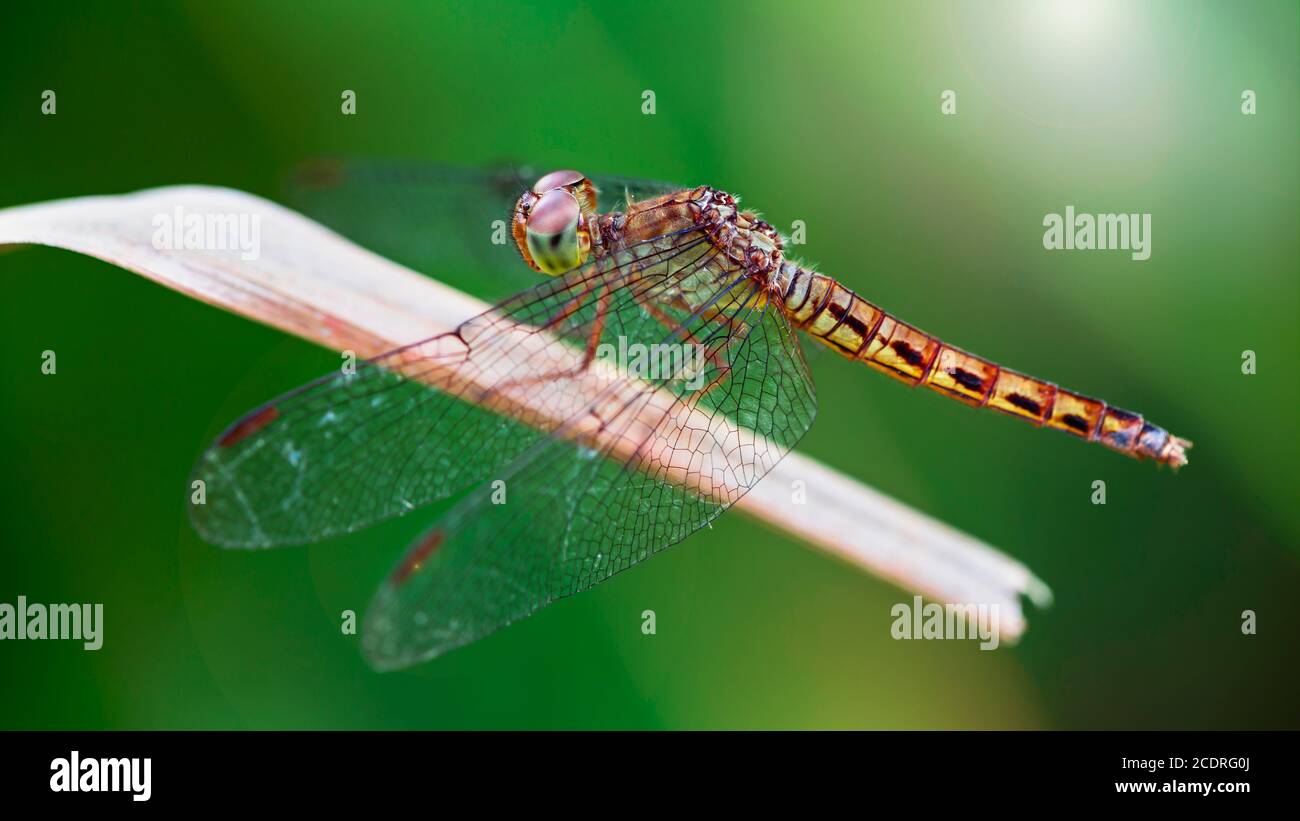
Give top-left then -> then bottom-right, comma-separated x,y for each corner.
784,268 -> 1190,468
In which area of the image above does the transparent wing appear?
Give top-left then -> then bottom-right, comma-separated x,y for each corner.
286,158 -> 685,299
189,223 -> 717,547
362,273 -> 819,669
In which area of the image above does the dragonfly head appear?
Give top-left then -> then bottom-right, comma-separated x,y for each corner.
512,169 -> 597,275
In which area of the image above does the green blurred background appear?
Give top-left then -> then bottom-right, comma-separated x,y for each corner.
0,0 -> 1296,729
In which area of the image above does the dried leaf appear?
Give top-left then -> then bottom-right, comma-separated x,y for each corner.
0,186 -> 1051,638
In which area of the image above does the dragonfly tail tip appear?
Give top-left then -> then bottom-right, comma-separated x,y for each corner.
1163,436 -> 1192,470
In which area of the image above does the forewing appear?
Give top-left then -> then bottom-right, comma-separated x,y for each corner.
189,226 -> 717,547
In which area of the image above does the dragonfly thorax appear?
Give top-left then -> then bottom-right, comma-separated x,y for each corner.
590,183 -> 787,290
686,186 -> 785,282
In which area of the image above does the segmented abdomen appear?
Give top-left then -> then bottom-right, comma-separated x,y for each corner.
781,265 -> 1189,467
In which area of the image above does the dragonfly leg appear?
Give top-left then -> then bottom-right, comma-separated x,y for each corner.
627,288 -> 749,407
539,276 -> 599,330
632,291 -> 733,378
480,282 -> 613,402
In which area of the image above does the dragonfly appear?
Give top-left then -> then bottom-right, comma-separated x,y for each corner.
189,159 -> 1191,670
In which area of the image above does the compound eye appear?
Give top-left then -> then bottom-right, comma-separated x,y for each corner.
511,168 -> 596,274
533,169 -> 587,194
525,188 -> 588,275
